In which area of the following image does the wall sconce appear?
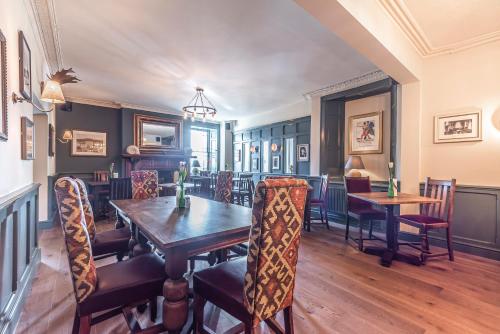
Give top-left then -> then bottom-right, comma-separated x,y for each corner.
12,68 -> 80,112
271,143 -> 281,152
250,146 -> 256,153
57,130 -> 73,143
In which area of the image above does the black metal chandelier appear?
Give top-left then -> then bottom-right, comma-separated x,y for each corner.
182,87 -> 217,121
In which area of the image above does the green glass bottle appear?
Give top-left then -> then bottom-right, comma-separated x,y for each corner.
388,178 -> 395,198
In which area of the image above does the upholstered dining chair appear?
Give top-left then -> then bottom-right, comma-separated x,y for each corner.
214,170 -> 233,203
131,170 -> 160,199
396,177 -> 457,263
344,176 -> 386,251
309,174 -> 330,229
193,178 -> 309,334
54,177 -> 166,334
72,178 -> 130,261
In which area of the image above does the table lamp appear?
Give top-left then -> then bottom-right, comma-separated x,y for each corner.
345,155 -> 365,177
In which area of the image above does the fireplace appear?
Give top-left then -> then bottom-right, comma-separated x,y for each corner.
121,153 -> 188,182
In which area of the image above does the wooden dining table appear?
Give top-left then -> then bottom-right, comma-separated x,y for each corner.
347,192 -> 442,267
109,196 -> 252,333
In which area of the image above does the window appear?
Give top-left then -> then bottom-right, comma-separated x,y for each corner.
262,141 -> 269,173
284,137 -> 294,173
190,126 -> 218,172
242,142 -> 251,172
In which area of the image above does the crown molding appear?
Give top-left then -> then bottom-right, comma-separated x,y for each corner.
378,0 -> 500,58
303,70 -> 388,99
64,96 -> 184,116
28,0 -> 63,73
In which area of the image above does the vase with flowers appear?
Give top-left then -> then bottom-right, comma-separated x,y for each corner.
176,161 -> 188,208
387,162 -> 398,198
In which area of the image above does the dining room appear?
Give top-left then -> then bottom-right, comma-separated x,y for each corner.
1,1 -> 500,334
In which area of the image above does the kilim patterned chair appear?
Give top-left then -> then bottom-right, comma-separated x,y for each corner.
72,178 -> 130,261
131,170 -> 160,199
396,177 -> 457,263
189,171 -> 235,271
214,170 -> 233,203
54,177 -> 166,334
344,176 -> 386,251
193,178 -> 309,334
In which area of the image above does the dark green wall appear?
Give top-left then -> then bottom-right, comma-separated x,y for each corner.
233,116 -> 311,175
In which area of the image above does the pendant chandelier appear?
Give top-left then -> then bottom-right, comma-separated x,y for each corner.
182,87 -> 216,122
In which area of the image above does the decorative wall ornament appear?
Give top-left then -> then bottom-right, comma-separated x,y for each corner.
303,70 -> 388,99
18,31 -> 32,100
126,145 -> 140,155
434,109 -> 482,144
348,111 -> 383,155
21,117 -> 35,160
0,28 -> 7,141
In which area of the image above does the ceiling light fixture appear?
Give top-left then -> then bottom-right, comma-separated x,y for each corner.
182,87 -> 216,121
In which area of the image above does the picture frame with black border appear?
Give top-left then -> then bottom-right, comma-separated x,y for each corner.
297,144 -> 309,162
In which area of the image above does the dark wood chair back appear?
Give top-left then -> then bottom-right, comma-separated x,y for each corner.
239,173 -> 255,193
344,176 -> 372,210
200,170 -> 210,177
94,170 -> 110,182
421,177 -> 457,222
110,177 -> 132,200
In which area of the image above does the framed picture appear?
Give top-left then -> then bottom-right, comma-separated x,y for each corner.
48,124 -> 55,156
297,144 -> 309,162
18,31 -> 32,100
235,149 -> 241,162
434,109 -> 482,143
272,155 -> 280,170
21,117 -> 34,160
348,111 -> 383,154
0,29 -> 7,141
252,157 -> 259,170
71,130 -> 107,157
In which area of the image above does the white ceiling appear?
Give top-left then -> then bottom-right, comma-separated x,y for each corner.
52,0 -> 377,119
402,0 -> 500,47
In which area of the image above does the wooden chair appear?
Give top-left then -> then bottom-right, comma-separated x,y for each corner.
309,175 -> 330,229
396,177 -> 457,263
54,177 -> 165,334
190,171 -> 234,271
131,170 -> 159,199
193,178 -> 309,334
91,170 -> 111,217
344,176 -> 386,251
72,178 -> 130,261
209,173 -> 217,198
232,173 -> 255,207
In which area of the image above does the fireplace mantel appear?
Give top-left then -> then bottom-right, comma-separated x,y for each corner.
121,153 -> 190,177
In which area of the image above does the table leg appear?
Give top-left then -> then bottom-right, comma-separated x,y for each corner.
163,248 -> 189,333
304,191 -> 312,232
381,205 -> 396,267
128,222 -> 138,258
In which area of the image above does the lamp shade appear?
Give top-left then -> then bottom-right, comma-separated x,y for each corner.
41,80 -> 65,104
192,159 -> 201,168
345,155 -> 365,170
62,130 -> 73,141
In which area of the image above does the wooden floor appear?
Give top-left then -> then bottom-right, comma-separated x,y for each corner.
15,220 -> 500,334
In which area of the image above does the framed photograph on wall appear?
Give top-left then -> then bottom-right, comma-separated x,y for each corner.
348,111 -> 383,155
272,155 -> 280,170
252,157 -> 259,170
0,29 -> 7,141
71,130 -> 107,157
48,124 -> 55,156
18,31 -> 32,100
21,117 -> 34,160
434,109 -> 482,143
297,144 -> 309,162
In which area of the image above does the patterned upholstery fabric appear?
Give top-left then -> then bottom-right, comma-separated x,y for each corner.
243,178 -> 308,326
54,177 -> 97,304
214,171 -> 233,204
72,178 -> 97,241
131,170 -> 159,199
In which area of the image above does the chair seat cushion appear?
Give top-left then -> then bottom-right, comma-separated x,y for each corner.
397,214 -> 448,228
348,207 -> 386,221
193,258 -> 248,321
79,253 -> 166,315
92,227 -> 130,256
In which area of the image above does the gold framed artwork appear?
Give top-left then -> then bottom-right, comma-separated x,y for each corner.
21,117 -> 34,160
18,31 -> 32,100
0,29 -> 7,141
71,130 -> 107,157
434,109 -> 482,143
348,111 -> 383,155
